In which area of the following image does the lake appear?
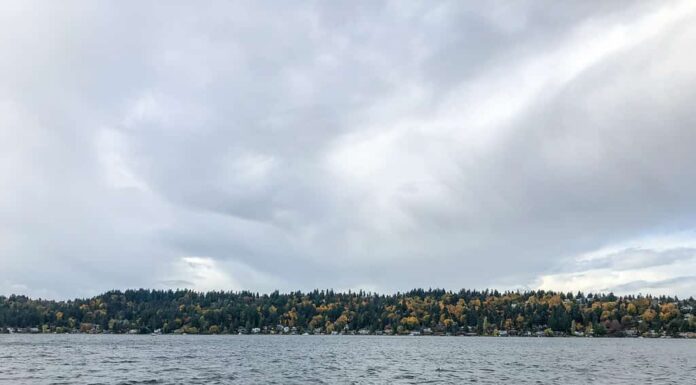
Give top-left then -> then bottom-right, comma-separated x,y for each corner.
0,335 -> 694,384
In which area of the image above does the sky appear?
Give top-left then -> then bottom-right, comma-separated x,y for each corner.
1,1 -> 696,299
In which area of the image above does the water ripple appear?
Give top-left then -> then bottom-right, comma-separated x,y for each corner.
0,335 -> 693,384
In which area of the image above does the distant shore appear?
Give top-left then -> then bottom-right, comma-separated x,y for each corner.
2,288 -> 694,339
3,329 -> 695,339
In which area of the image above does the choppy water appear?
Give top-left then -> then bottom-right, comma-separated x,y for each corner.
0,335 -> 694,384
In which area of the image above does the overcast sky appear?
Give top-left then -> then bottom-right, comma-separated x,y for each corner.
1,1 -> 696,299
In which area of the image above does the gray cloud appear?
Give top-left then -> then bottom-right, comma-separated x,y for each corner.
576,248 -> 696,271
159,280 -> 195,288
607,276 -> 696,295
1,1 -> 696,298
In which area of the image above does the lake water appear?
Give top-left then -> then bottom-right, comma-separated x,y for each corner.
0,335 -> 694,384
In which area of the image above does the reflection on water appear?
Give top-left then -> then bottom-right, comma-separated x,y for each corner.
0,335 -> 694,384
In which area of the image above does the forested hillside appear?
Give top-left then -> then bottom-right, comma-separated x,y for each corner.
1,289 -> 694,337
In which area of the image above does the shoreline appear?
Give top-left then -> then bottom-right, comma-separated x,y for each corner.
2,332 -> 694,339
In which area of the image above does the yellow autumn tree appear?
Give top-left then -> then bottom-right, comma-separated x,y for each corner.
659,303 -> 678,322
400,316 -> 419,329
627,303 -> 637,315
642,309 -> 657,322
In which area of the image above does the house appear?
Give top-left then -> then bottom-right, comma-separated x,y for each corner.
358,329 -> 370,335
251,327 -> 260,334
409,331 -> 421,336
498,330 -> 508,337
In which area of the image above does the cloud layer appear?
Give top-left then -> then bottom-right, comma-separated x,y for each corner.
1,1 -> 696,298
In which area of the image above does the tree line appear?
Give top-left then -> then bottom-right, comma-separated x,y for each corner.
1,289 -> 694,336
